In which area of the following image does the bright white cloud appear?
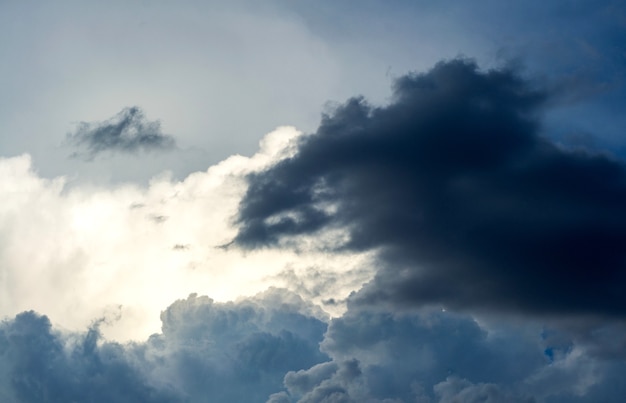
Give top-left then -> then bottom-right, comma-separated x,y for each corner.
0,126 -> 374,341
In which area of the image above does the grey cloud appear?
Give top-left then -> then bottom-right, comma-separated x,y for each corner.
279,304 -> 626,403
296,359 -> 367,403
233,58 -> 626,318
267,264 -> 374,309
319,309 -> 541,401
0,289 -> 329,403
149,214 -> 168,224
433,377 -> 532,403
67,107 -> 176,158
267,391 -> 293,403
142,289 -> 329,402
0,311 -> 177,403
2,290 -> 626,402
284,361 -> 339,396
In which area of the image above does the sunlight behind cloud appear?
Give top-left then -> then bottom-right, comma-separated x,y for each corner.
0,127 -> 371,342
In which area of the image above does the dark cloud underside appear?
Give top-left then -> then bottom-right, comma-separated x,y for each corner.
67,106 -> 176,158
234,58 -> 626,318
4,292 -> 625,402
0,290 -> 328,403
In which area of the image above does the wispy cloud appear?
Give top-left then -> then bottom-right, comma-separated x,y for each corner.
67,107 -> 176,159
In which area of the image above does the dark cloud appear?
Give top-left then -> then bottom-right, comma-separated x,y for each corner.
233,58 -> 626,318
434,377 -> 532,403
0,289 -> 329,403
2,290 -> 625,402
67,107 -> 176,158
278,304 -> 626,402
0,311 -> 177,403
136,288 -> 330,402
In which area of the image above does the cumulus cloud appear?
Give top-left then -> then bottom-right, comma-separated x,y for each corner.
3,290 -> 626,402
0,127 -> 368,341
66,107 -> 176,158
276,302 -> 626,403
0,311 -> 178,402
3,58 -> 626,402
0,289 -> 329,403
233,58 -> 626,318
433,377 -> 531,403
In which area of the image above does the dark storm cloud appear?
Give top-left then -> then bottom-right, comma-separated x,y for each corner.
0,289 -> 328,403
67,106 -> 176,158
234,58 -> 626,317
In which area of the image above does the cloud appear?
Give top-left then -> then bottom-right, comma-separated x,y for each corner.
66,106 -> 176,158
2,288 -> 625,402
278,303 -> 626,403
0,311 -> 178,403
145,288 -> 329,402
4,55 -> 626,402
233,58 -> 626,318
0,127 -> 369,341
0,289 -> 329,403
433,377 -> 531,403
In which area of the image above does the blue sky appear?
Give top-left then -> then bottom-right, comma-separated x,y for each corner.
1,1 -> 625,402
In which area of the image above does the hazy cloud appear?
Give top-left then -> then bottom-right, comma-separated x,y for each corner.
234,58 -> 626,318
67,107 -> 176,158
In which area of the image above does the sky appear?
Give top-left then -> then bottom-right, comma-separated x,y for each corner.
1,1 -> 626,402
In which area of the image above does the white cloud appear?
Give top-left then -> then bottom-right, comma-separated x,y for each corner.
0,127 -> 373,341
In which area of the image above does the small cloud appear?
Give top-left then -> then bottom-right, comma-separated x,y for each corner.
148,214 -> 168,224
67,106 -> 176,159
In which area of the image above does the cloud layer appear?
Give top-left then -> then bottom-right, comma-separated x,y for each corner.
2,290 -> 626,402
67,107 -> 176,158
234,58 -> 626,318
0,289 -> 328,403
